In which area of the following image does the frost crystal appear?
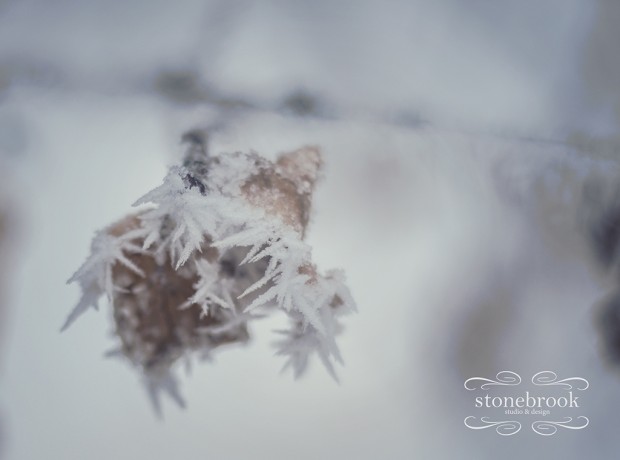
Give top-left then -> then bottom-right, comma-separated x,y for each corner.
64,143 -> 355,411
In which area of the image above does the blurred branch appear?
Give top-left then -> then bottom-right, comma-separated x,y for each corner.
2,58 -> 620,163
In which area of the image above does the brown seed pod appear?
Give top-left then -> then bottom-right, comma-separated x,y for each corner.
66,143 -> 355,407
106,215 -> 249,372
105,147 -> 323,372
242,146 -> 321,236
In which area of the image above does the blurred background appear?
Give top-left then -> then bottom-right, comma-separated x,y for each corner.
2,0 -> 620,458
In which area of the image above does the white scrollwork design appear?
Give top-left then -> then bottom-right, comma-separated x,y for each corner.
464,371 -> 522,391
531,417 -> 589,436
464,417 -> 521,436
531,371 -> 589,391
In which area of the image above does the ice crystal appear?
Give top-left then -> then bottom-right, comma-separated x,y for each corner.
62,228 -> 147,331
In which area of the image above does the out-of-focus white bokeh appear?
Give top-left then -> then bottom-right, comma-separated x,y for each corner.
1,1 -> 620,459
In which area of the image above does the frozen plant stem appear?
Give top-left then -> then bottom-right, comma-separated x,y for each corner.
64,136 -> 356,412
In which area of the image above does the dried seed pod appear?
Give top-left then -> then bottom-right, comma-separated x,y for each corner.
107,215 -> 251,373
242,146 -> 321,235
65,142 -> 356,409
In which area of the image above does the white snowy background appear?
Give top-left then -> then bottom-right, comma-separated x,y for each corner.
1,0 -> 620,459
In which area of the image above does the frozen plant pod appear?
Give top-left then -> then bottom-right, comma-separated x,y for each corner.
64,138 -> 356,410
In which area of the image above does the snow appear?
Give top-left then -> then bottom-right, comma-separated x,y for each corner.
1,1 -> 620,459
